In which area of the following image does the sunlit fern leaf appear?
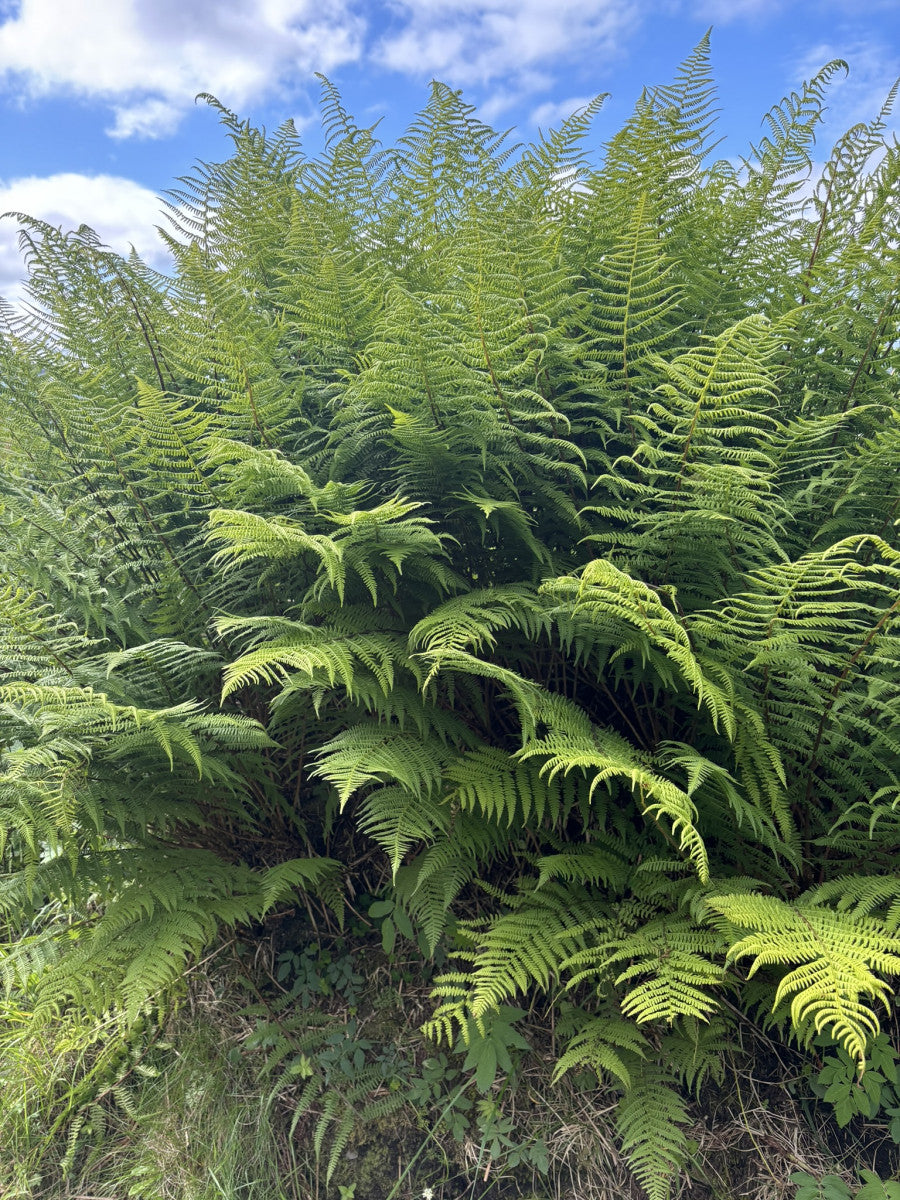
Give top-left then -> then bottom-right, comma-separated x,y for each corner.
445,744 -> 578,828
563,914 -> 727,1023
206,508 -> 344,588
543,560 -> 738,736
532,686 -> 722,857
434,879 -> 596,1020
708,892 -> 900,1066
312,722 -> 450,808
220,627 -> 410,700
408,585 -> 549,658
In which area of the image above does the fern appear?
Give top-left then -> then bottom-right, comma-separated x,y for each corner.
563,913 -> 727,1024
427,879 -> 596,1026
616,1067 -> 691,1200
708,892 -> 900,1066
2,45 -> 900,1199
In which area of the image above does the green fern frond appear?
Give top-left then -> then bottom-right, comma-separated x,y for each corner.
356,785 -> 450,877
660,1016 -> 730,1096
445,744 -> 578,828
809,875 -> 900,933
220,624 -> 410,701
553,1012 -> 648,1088
409,584 -> 548,660
437,879 -> 595,1020
207,508 -> 344,588
709,892 -> 900,1065
544,560 -> 737,736
3,55 -> 900,1194
518,695 -> 710,879
616,1067 -> 691,1200
312,722 -> 449,808
563,914 -> 726,1023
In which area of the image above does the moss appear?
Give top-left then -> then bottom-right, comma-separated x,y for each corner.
324,1109 -> 448,1200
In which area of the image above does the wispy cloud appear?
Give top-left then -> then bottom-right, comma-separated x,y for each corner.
375,0 -> 639,91
0,0 -> 893,149
0,1 -> 642,143
0,173 -> 170,298
530,95 -> 599,130
794,37 -> 899,133
0,0 -> 364,139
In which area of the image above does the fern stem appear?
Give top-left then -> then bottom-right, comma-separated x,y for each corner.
839,294 -> 898,415
803,589 -> 900,811
110,264 -> 172,393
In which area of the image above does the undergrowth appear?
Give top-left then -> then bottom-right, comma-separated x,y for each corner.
4,930 -> 900,1200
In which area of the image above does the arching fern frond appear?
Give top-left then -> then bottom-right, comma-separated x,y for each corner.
708,892 -> 900,1066
563,913 -> 726,1024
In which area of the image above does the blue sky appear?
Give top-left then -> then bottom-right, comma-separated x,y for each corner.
0,0 -> 897,299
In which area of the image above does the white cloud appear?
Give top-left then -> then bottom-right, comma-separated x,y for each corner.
107,98 -> 185,142
1,0 -> 890,157
375,0 -> 638,90
531,95 -> 598,130
794,38 -> 900,136
0,0 -> 364,139
0,173 -> 170,300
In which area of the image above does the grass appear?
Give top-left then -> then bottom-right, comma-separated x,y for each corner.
1,931 -> 882,1200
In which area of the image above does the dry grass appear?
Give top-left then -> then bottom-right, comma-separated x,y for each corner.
6,944 -> 893,1200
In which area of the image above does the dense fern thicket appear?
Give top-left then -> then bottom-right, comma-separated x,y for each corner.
2,38 -> 900,1198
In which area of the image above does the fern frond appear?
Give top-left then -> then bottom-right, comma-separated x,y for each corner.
616,1067 -> 691,1200
445,744 -> 578,828
221,624 -> 411,701
207,509 -> 344,588
356,785 -> 450,877
709,892 -> 900,1065
437,879 -> 596,1020
563,914 -> 726,1023
312,722 -> 449,808
553,1011 -> 648,1088
518,695 -> 710,879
